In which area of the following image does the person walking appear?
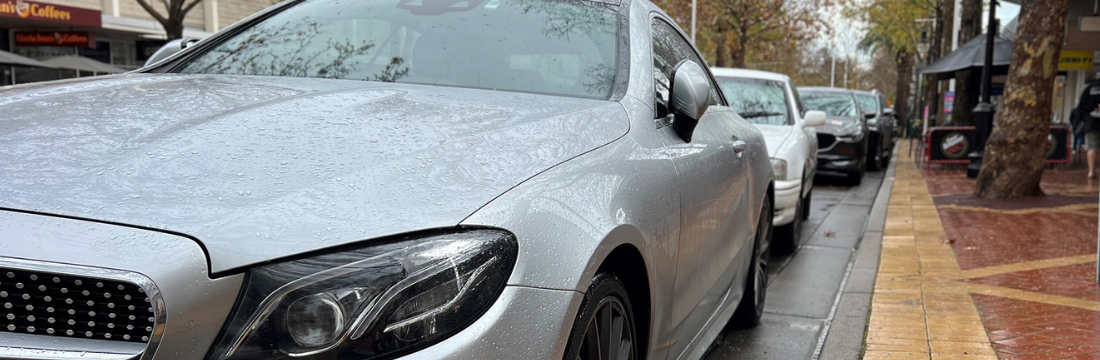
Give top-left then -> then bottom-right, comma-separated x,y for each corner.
1076,74 -> 1100,179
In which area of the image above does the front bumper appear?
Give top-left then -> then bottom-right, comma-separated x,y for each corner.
773,179 -> 801,226
817,133 -> 864,176
0,210 -> 584,360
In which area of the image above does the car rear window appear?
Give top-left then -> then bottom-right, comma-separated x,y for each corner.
173,0 -> 621,100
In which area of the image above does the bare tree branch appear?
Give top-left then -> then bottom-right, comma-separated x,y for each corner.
134,0 -> 169,24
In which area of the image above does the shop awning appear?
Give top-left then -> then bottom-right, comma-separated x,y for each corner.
921,34 -> 1014,75
0,50 -> 56,69
43,55 -> 128,74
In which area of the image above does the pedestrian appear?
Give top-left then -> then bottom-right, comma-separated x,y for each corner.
1075,73 -> 1100,179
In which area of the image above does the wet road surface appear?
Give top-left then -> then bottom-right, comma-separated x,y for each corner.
702,170 -> 887,360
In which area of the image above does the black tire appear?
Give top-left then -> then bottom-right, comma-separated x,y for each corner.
732,195 -> 772,326
563,273 -> 640,360
774,187 -> 802,254
801,188 -> 812,221
867,134 -> 882,172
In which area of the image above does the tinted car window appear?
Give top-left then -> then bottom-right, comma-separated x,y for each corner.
651,18 -> 720,117
174,0 -> 620,99
715,77 -> 791,126
800,91 -> 858,118
856,94 -> 879,115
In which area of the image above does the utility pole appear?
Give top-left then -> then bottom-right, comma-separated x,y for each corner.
831,54 -> 836,87
691,0 -> 697,44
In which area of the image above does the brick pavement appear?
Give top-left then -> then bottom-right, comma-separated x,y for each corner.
863,142 -> 1100,360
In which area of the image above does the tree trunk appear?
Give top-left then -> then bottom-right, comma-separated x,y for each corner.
953,0 -> 984,125
731,37 -> 747,68
715,23 -> 733,67
894,50 -> 914,135
163,19 -> 185,40
973,0 -> 1068,198
958,0 -> 983,43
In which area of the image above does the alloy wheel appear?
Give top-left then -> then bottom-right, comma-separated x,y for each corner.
575,297 -> 636,360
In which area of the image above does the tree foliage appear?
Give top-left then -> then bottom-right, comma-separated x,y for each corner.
653,0 -> 826,70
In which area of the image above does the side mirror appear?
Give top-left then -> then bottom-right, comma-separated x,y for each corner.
669,60 -> 711,142
802,110 -> 827,127
883,108 -> 895,117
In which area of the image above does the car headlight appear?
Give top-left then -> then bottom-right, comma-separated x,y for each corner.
207,229 -> 518,360
771,158 -> 788,181
836,121 -> 863,139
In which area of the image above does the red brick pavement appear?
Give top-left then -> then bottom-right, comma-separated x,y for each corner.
915,157 -> 1100,360
973,294 -> 1100,360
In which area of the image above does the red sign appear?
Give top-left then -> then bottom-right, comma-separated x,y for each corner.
0,0 -> 102,28
14,31 -> 95,47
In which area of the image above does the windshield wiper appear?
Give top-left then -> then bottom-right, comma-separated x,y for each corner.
739,111 -> 784,119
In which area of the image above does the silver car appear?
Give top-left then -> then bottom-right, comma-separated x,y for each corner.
0,0 -> 773,359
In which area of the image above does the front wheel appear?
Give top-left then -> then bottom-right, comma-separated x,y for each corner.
563,273 -> 639,360
774,189 -> 802,254
732,195 -> 773,326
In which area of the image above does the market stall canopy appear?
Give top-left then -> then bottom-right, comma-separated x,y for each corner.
0,50 -> 56,68
921,34 -> 1014,75
43,55 -> 127,74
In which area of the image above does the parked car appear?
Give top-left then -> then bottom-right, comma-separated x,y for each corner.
0,1 -> 774,360
798,87 -> 868,184
711,68 -> 827,251
852,90 -> 897,171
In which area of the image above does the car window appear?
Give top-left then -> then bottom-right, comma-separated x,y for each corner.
715,77 -> 791,126
856,94 -> 879,115
878,95 -> 890,114
173,0 -> 620,100
651,18 -> 720,117
800,91 -> 858,118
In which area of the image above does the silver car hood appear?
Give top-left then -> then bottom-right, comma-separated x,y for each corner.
0,74 -> 628,274
751,124 -> 792,156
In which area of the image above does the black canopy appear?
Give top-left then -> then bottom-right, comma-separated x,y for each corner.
921,34 -> 1014,76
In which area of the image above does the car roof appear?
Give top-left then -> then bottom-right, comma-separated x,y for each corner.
709,68 -> 789,82
849,89 -> 881,96
798,86 -> 856,94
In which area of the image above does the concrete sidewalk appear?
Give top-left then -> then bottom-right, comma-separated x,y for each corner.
859,141 -> 1100,360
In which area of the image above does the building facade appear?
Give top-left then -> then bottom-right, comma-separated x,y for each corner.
1,0 -> 272,77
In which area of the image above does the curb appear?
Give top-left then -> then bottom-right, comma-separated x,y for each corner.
815,143 -> 899,360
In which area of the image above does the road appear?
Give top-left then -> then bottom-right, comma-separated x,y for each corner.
703,170 -> 887,360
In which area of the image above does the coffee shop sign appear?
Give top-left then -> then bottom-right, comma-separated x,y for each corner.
0,0 -> 102,28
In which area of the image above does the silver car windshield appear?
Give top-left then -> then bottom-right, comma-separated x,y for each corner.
715,77 -> 792,126
800,92 -> 858,118
174,0 -> 620,99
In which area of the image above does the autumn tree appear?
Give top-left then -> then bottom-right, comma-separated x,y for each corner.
850,0 -> 934,130
973,0 -> 1069,198
135,0 -> 204,40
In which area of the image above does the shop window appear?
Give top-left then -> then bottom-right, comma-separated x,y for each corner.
110,41 -> 137,67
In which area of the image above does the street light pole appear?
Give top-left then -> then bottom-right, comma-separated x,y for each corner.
691,0 -> 697,44
966,0 -> 999,178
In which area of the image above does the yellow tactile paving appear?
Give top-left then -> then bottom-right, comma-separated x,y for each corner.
864,151 -> 998,360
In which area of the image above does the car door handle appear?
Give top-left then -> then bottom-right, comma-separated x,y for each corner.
732,140 -> 748,153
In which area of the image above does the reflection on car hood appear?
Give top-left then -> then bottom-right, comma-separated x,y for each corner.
750,124 -> 792,156
0,74 -> 628,273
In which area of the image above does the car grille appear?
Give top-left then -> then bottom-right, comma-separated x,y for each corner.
818,133 -> 836,149
0,267 -> 155,343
